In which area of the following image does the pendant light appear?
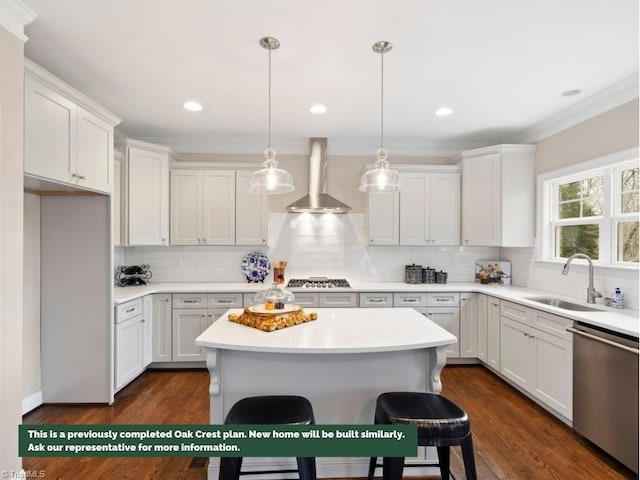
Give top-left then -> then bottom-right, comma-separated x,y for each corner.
359,41 -> 401,193
249,37 -> 295,194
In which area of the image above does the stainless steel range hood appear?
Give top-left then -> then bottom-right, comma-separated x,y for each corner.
286,138 -> 351,214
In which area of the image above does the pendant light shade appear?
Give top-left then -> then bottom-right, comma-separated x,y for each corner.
359,41 -> 401,193
249,37 -> 295,195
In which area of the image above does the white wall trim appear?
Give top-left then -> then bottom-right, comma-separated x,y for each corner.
514,75 -> 639,143
0,0 -> 36,42
22,390 -> 42,415
133,135 -> 485,157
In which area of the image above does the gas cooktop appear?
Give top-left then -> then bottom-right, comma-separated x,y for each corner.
286,277 -> 351,289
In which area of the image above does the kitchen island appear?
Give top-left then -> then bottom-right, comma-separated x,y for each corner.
195,307 -> 456,479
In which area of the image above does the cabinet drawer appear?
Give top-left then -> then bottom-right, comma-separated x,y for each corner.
208,293 -> 243,309
394,292 -> 428,307
426,293 -> 460,307
501,300 -> 531,325
359,292 -> 394,307
116,298 -> 143,323
531,309 -> 573,341
319,293 -> 358,308
173,293 -> 207,308
293,293 -> 319,308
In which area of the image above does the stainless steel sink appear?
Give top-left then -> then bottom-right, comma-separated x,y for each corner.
524,297 -> 603,312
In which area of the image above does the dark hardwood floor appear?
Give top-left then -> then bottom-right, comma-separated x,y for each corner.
22,366 -> 636,479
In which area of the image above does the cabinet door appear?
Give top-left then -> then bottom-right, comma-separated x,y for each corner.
476,294 -> 488,363
76,107 -> 113,193
170,169 -> 202,245
24,75 -> 77,184
127,147 -> 169,245
172,309 -> 208,362
115,315 -> 143,391
367,191 -> 399,245
461,154 -> 500,246
459,293 -> 477,358
426,307 -> 460,357
202,170 -> 236,245
430,173 -> 461,245
500,317 -> 533,390
113,153 -> 122,245
152,294 -> 172,362
487,297 -> 501,371
236,170 -> 268,245
533,330 -> 572,420
141,295 -> 153,368
399,173 -> 430,245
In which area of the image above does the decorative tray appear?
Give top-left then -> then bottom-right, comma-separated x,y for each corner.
228,306 -> 317,332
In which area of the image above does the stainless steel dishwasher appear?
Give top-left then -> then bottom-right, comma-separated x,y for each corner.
568,322 -> 639,473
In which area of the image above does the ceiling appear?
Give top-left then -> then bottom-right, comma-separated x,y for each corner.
22,0 -> 639,156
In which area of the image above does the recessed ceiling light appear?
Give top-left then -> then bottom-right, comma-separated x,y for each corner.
183,101 -> 203,111
562,89 -> 582,97
309,104 -> 327,114
435,107 -> 454,116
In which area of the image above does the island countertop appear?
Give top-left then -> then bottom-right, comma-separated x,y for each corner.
195,307 -> 457,354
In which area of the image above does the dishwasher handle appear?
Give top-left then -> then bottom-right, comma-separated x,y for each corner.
567,327 -> 640,355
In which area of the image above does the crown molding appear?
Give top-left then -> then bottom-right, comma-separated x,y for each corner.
25,58 -> 122,126
513,74 -> 639,143
0,0 -> 35,42
134,135 -> 484,158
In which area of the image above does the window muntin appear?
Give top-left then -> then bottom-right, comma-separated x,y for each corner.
546,158 -> 639,266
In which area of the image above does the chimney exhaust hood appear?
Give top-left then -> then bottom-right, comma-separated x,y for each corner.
286,138 -> 351,214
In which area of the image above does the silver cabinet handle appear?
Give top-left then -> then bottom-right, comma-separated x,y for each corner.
369,298 -> 384,303
141,318 -> 145,323
78,174 -> 86,180
217,299 -> 233,304
164,298 -> 170,302
125,307 -> 135,313
183,299 -> 197,304
567,327 -> 639,355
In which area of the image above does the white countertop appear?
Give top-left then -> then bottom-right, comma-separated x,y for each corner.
114,281 -> 639,337
195,307 -> 457,354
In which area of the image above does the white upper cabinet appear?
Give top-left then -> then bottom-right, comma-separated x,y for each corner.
457,144 -> 536,247
122,139 -> 172,246
367,191 -> 399,245
170,167 -> 268,246
236,170 -> 268,246
24,60 -> 120,194
399,171 -> 460,246
367,165 -> 461,246
170,169 -> 235,245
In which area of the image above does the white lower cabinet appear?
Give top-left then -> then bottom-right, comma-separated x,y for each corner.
476,294 -> 488,363
171,293 -> 243,362
487,297 -> 501,371
172,309 -> 211,362
500,301 -> 573,420
152,294 -> 172,362
459,293 -> 477,358
425,293 -> 460,358
115,298 -> 147,392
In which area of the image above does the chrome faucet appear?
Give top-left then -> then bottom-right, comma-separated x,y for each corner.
561,253 -> 602,304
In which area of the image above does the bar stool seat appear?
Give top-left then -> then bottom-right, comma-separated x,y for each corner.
220,395 -> 316,480
368,392 -> 477,480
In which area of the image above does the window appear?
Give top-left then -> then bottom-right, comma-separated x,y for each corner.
539,149 -> 639,267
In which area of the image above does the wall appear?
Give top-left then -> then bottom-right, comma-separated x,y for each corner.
502,100 -> 640,310
23,193 -> 40,411
121,213 -> 499,284
0,24 -> 24,475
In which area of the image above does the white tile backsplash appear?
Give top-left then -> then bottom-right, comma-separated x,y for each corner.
119,213 -> 499,284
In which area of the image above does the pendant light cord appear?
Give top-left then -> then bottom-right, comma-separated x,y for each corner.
380,49 -> 384,151
268,45 -> 272,151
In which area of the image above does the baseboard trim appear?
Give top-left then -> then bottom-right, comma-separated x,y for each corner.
22,390 -> 43,415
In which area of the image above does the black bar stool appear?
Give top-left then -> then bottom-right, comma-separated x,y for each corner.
219,395 -> 316,480
367,392 -> 477,480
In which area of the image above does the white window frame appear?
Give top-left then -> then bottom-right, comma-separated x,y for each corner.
537,147 -> 639,268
